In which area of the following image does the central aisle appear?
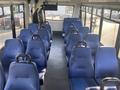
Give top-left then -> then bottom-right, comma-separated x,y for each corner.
42,32 -> 70,90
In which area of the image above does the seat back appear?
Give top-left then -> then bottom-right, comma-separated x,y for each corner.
26,34 -> 47,72
4,54 -> 40,90
28,23 -> 39,34
0,62 -> 5,90
72,20 -> 83,29
63,18 -> 80,34
38,28 -> 51,51
95,47 -> 119,82
69,45 -> 94,78
42,21 -> 52,40
64,25 -> 78,43
78,27 -> 90,39
84,34 -> 100,55
19,29 -> 32,49
39,28 -> 50,42
66,33 -> 81,59
1,39 -> 24,76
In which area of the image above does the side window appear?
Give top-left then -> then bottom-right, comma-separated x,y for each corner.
104,9 -> 111,18
0,7 -> 3,16
3,6 -> 11,15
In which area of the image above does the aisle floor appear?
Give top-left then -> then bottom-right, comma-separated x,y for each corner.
42,32 -> 70,90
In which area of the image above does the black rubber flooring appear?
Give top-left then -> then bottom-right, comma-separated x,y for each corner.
42,32 -> 70,90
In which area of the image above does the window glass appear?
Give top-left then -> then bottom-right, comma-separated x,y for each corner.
0,15 -> 12,48
118,49 -> 120,59
111,10 -> 120,22
104,9 -> 111,18
19,5 -> 23,12
14,5 -> 24,36
14,13 -> 24,36
97,8 -> 102,16
45,5 -> 73,20
86,7 -> 89,12
88,7 -> 92,13
81,6 -> 85,11
93,8 -> 97,15
0,7 -> 3,16
101,20 -> 119,47
86,13 -> 91,28
4,6 -> 11,15
92,15 -> 100,34
82,11 -> 85,26
13,5 -> 19,13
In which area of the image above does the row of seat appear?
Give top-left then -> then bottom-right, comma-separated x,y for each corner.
0,21 -> 53,90
63,18 -> 120,90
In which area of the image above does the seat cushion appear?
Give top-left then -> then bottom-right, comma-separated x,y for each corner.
70,78 -> 97,90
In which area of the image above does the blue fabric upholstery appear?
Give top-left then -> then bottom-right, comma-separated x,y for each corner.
72,20 -> 83,29
95,47 -> 119,84
63,18 -> 81,35
42,21 -> 53,40
69,46 -> 96,90
1,39 -> 24,77
19,29 -> 32,49
64,25 -> 78,44
38,28 -> 51,51
70,78 -> 97,90
69,47 -> 94,78
78,27 -> 90,39
4,61 -> 40,90
26,34 -> 47,73
28,23 -> 39,34
0,62 -> 5,90
84,34 -> 100,55
66,33 -> 81,59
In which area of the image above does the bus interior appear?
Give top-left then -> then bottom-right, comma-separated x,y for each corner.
0,0 -> 120,90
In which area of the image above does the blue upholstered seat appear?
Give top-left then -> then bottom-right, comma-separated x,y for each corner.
66,33 -> 81,59
42,21 -> 53,41
28,23 -> 39,34
69,45 -> 96,90
69,47 -> 93,78
63,18 -> 82,36
38,28 -> 51,51
64,25 -> 79,44
1,39 -> 24,78
78,27 -> 90,39
19,29 -> 32,49
95,47 -> 120,84
84,34 -> 100,55
4,55 -> 40,90
26,34 -> 47,73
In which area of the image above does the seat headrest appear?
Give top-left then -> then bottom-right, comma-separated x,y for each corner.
78,27 -> 90,33
32,34 -> 41,40
28,23 -> 39,34
4,39 -> 24,58
74,40 -> 87,48
16,54 -> 32,64
84,34 -> 99,42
